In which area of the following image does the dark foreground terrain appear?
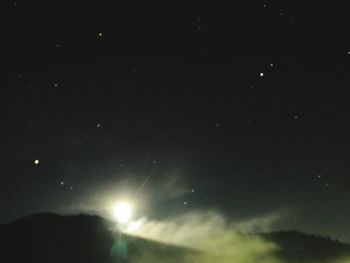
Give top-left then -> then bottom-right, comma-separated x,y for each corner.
0,213 -> 349,263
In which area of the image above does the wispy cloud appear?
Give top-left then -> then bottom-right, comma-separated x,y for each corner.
126,210 -> 284,263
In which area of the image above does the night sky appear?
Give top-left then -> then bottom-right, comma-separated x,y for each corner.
2,1 -> 350,242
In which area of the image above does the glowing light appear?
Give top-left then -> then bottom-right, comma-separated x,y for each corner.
34,159 -> 39,165
113,202 -> 133,224
126,219 -> 144,233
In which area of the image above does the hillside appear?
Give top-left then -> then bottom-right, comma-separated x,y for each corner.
0,213 -> 349,263
0,213 -> 195,263
261,231 -> 350,262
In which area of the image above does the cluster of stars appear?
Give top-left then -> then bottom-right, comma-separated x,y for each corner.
8,2 -> 349,235
257,61 -> 276,79
261,3 -> 296,24
60,181 -> 74,191
315,173 -> 338,191
186,13 -> 205,32
183,188 -> 196,207
33,159 -> 74,191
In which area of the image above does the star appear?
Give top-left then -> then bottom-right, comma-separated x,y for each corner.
289,18 -> 295,24
98,32 -> 103,37
259,72 -> 264,77
60,181 -> 65,186
97,123 -> 101,128
34,159 -> 39,165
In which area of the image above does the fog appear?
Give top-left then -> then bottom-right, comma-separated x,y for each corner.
125,210 -> 282,263
124,210 -> 350,263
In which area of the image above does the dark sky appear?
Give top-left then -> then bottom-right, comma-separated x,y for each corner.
2,1 -> 350,241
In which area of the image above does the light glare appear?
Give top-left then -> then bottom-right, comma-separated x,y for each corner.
113,202 -> 132,224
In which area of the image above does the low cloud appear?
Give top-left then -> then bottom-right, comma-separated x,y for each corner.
125,210 -> 284,263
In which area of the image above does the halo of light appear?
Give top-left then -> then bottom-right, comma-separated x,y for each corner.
113,202 -> 133,224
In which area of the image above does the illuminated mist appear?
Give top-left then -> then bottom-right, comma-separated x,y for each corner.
121,211 -> 350,263
122,211 -> 281,263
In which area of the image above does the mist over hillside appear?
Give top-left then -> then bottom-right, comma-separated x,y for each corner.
0,214 -> 349,263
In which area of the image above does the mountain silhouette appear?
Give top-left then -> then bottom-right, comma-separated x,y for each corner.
0,213 -> 195,263
260,230 -> 350,262
0,213 -> 349,263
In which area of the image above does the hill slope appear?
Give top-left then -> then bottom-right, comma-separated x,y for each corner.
261,231 -> 350,262
0,213 -> 349,263
0,213 -> 194,263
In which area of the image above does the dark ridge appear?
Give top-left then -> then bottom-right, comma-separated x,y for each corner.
260,230 -> 350,262
0,213 -> 115,263
1,213 -> 350,263
0,213 -> 195,263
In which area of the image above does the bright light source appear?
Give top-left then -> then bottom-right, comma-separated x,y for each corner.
113,202 -> 133,224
